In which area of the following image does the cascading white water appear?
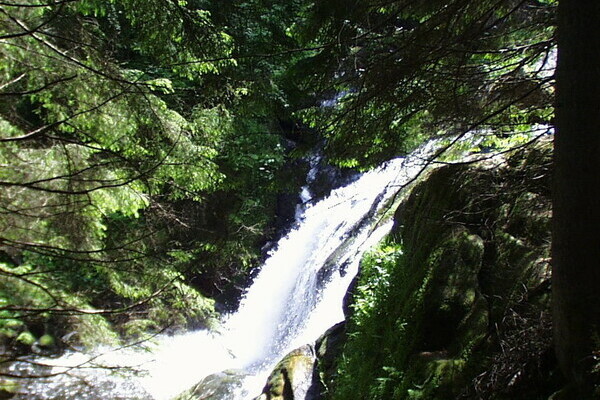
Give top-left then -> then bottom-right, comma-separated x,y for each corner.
9,142 -> 437,400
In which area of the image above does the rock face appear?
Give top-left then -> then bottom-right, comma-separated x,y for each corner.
310,322 -> 346,399
321,141 -> 562,399
254,345 -> 316,400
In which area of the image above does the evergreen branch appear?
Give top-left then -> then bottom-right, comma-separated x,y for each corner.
0,74 -> 78,96
0,0 -> 79,7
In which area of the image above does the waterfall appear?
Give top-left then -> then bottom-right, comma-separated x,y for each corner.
8,142 -> 436,400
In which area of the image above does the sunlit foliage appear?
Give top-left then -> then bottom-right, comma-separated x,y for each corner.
294,0 -> 556,166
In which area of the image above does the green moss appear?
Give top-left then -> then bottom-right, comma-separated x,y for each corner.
328,142 -> 556,400
405,358 -> 467,399
120,319 -> 157,338
1,319 -> 23,330
16,331 -> 36,346
70,314 -> 120,348
38,334 -> 55,348
0,319 -> 23,342
0,328 -> 18,340
0,379 -> 20,397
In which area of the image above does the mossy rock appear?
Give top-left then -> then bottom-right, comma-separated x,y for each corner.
172,369 -> 248,400
405,357 -> 468,400
15,331 -> 35,346
0,327 -> 18,342
328,142 -> 557,400
255,345 -> 316,400
0,379 -> 19,400
313,322 -> 347,397
37,334 -> 55,348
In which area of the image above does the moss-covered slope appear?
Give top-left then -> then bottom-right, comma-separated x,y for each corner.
326,140 -> 561,400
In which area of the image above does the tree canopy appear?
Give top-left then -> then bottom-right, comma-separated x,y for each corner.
0,0 -> 302,351
294,0 -> 556,166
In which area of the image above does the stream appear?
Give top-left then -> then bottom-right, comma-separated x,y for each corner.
8,142 -> 436,400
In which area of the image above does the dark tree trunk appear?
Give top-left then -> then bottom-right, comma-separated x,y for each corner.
553,0 -> 600,395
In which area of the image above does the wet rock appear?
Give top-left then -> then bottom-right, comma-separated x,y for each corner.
315,322 -> 346,382
310,322 -> 347,399
254,345 -> 316,400
31,334 -> 58,355
308,163 -> 359,201
172,369 -> 248,400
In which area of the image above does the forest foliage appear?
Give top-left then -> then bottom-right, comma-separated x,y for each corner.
331,144 -> 556,400
295,0 -> 556,167
0,0 -> 559,383
0,0 -> 306,353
